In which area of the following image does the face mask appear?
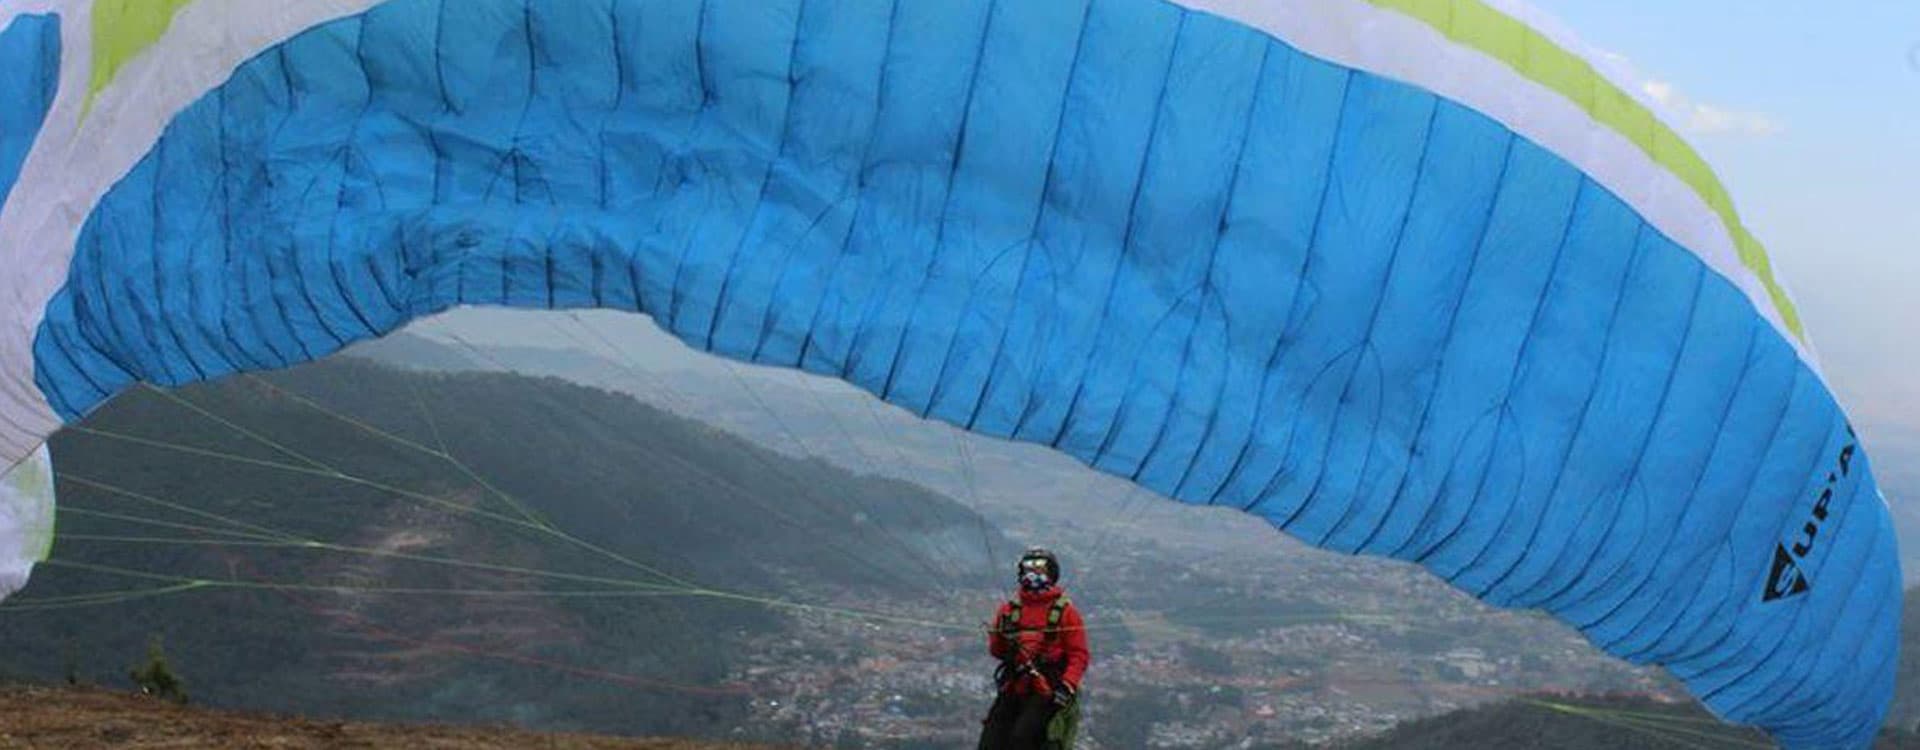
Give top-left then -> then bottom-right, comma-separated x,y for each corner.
1019,558 -> 1052,591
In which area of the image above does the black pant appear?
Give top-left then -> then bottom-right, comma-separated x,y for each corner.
978,691 -> 1056,750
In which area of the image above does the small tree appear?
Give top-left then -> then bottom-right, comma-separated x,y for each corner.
62,635 -> 79,686
128,636 -> 188,704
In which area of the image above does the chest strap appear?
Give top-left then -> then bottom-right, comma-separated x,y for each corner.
1001,597 -> 1071,641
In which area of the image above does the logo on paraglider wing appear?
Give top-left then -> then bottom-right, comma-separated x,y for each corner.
1760,428 -> 1857,604
1763,544 -> 1810,602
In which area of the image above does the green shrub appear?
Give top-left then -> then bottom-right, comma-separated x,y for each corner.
128,636 -> 188,704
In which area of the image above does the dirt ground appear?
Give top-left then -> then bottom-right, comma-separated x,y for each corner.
0,684 -> 788,749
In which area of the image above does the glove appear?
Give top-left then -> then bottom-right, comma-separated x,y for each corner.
1051,682 -> 1076,707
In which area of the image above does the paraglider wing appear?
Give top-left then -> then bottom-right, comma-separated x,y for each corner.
0,10 -> 62,600
0,1 -> 1897,746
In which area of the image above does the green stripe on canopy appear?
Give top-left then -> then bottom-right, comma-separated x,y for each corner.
1369,0 -> 1804,341
83,0 -> 195,116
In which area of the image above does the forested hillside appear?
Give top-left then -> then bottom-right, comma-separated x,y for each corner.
0,358 -> 1005,743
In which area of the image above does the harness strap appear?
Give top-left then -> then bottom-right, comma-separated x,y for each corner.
1001,598 -> 1072,642
996,598 -> 1076,694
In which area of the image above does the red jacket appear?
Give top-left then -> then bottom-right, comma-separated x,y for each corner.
988,586 -> 1089,695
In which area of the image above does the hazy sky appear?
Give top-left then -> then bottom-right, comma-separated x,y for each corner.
431,1 -> 1920,434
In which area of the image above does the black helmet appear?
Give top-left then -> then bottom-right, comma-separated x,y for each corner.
1017,547 -> 1061,584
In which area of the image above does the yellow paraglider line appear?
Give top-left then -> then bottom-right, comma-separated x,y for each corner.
1526,697 -> 1772,749
177,370 -> 978,615
232,375 -> 554,531
1546,698 -> 1775,748
0,582 -> 212,612
53,474 -> 689,592
537,316 -> 970,605
950,428 -> 1002,589
791,365 -> 978,585
1603,713 -> 1768,746
58,384 -> 1665,651
67,426 -> 539,530
39,496 -> 1472,638
126,374 -> 1026,634
55,506 -> 285,543
40,432 -> 991,634
62,424 -> 694,591
24,541 -> 979,633
51,528 -> 690,593
845,388 -> 1000,591
790,368 -> 982,586
1568,704 -> 1748,728
432,332 -> 974,607
40,465 -> 1476,640
1077,481 -> 1158,605
525,314 -> 982,606
61,473 -> 298,541
1541,702 -> 1713,749
406,377 -> 453,454
57,534 -> 293,547
134,383 -> 330,473
60,318 -> 938,622
32,558 -> 690,600
711,353 -> 975,598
